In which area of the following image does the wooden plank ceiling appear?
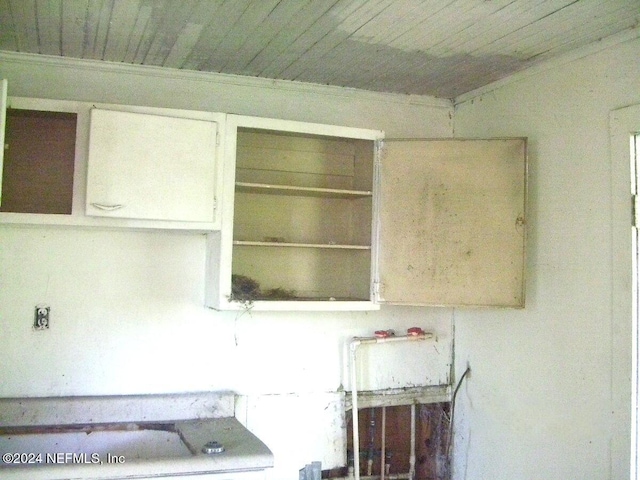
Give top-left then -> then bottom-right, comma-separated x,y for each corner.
0,0 -> 638,99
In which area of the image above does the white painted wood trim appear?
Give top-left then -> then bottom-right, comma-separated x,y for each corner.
0,79 -> 7,208
610,103 -> 640,480
227,114 -> 384,141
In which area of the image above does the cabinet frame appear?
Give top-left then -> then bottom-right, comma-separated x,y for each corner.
205,114 -> 384,311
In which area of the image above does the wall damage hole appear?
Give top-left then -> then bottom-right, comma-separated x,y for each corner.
326,402 -> 451,480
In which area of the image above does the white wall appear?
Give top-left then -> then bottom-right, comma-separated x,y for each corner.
0,53 -> 453,478
452,35 -> 640,479
5,33 -> 637,479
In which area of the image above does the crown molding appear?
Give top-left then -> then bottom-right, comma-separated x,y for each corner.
0,50 -> 452,110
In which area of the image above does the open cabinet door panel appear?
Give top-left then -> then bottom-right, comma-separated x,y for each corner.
377,138 -> 526,307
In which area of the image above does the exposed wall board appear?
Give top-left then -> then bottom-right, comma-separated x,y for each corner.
345,404 -> 451,480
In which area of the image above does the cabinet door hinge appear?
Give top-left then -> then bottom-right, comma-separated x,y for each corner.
634,194 -> 640,228
372,280 -> 381,297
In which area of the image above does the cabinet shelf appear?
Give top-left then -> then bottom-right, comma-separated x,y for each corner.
235,182 -> 372,199
233,240 -> 371,249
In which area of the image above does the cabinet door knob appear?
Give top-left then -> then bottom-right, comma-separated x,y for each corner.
90,203 -> 124,211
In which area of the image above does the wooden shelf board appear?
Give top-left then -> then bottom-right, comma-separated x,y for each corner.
223,299 -> 379,312
235,182 -> 372,198
233,240 -> 371,249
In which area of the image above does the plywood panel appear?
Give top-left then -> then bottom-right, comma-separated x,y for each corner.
377,138 -> 526,307
1,109 -> 76,214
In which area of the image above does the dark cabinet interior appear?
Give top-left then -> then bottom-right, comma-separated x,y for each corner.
1,109 -> 76,214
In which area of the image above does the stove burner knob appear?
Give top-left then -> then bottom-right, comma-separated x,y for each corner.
202,441 -> 225,454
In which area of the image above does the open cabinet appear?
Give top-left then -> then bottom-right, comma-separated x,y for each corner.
206,115 -> 382,311
206,115 -> 527,311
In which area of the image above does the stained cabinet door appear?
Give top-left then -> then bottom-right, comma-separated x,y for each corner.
376,138 -> 527,308
86,108 -> 219,224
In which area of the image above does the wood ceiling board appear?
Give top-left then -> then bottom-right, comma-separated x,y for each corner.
191,0 -> 254,72
36,0 -> 61,56
413,1 -> 516,54
386,0 -> 487,52
61,0 -> 87,58
286,0 -> 397,85
262,0 -> 368,81
121,5 -> 152,64
8,0 -> 38,53
350,1 -> 503,93
85,0 -> 114,60
221,0 -> 313,75
208,0 -> 281,73
174,0 -> 226,70
504,4 -> 637,59
142,0 -> 199,66
255,0 -> 347,78
163,22 -> 203,69
102,0 -> 142,62
396,1 -> 637,96
424,0 -> 553,56
0,0 -> 17,51
470,0 -> 632,58
345,0 -> 440,45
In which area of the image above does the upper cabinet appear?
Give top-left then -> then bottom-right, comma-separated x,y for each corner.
206,115 -> 382,311
205,115 -> 527,311
1,80 -> 526,309
0,86 -> 224,230
86,108 -> 219,223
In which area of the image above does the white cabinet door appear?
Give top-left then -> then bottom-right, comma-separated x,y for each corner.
376,138 -> 527,308
86,108 -> 218,223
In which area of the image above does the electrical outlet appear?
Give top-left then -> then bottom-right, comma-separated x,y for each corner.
34,305 -> 50,330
